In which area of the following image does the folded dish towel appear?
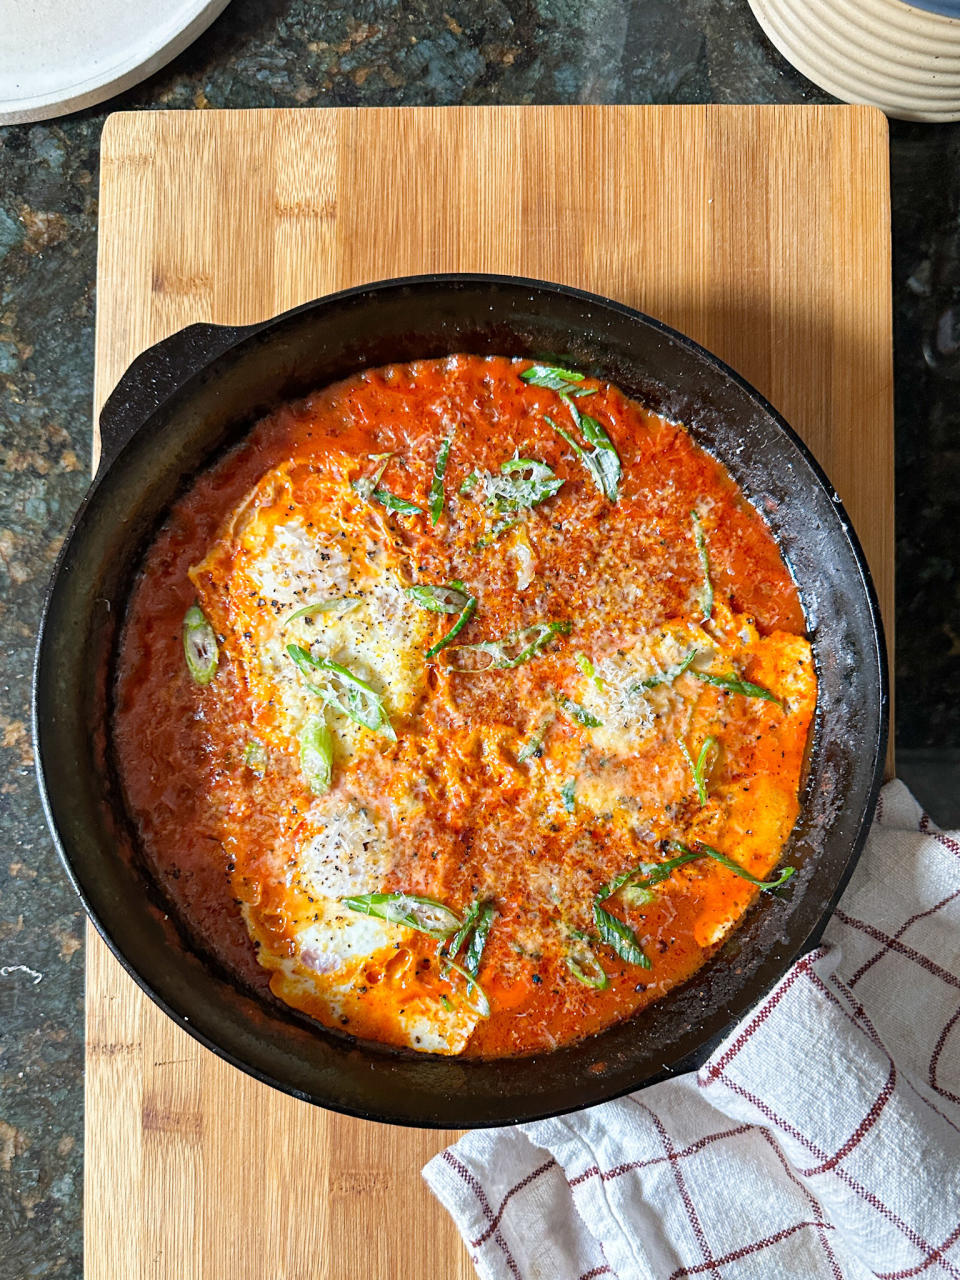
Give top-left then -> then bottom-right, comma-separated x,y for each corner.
424,782 -> 960,1279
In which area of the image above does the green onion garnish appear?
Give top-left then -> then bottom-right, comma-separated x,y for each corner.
593,850 -> 706,914
595,866 -> 642,903
299,716 -> 333,795
678,734 -> 717,806
545,411 -> 621,502
622,884 -> 656,906
459,456 -> 563,514
594,849 -> 702,906
286,644 -> 395,739
242,739 -> 266,775
668,840 -> 796,890
475,517 -> 521,548
564,929 -> 609,989
575,651 -> 604,690
443,958 -> 491,1018
351,454 -> 392,500
428,436 -> 452,525
424,594 -> 477,660
342,892 -> 460,938
351,454 -> 422,515
404,583 -> 470,614
633,848 -> 706,887
486,458 -> 564,512
592,900 -> 652,969
284,597 -> 359,627
463,902 -> 496,977
691,510 -> 713,622
369,488 -> 422,514
555,693 -> 603,728
561,778 -> 576,812
439,994 -> 453,1012
183,604 -> 219,685
520,363 -> 586,391
516,713 -> 553,763
441,899 -> 481,975
441,620 -> 571,672
578,415 -> 621,502
633,647 -> 699,692
692,670 -> 781,705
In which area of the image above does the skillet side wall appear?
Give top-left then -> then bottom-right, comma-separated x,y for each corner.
33,278 -> 886,1127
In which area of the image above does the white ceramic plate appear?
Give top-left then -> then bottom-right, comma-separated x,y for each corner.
749,0 -> 960,121
0,0 -> 231,125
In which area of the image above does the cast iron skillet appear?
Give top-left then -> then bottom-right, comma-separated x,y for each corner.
33,274 -> 888,1128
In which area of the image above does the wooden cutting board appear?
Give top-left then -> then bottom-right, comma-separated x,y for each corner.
87,105 -> 893,1279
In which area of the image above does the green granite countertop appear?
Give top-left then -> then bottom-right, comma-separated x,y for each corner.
1,1 -> 958,1274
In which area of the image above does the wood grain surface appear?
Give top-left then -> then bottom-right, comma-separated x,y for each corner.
87,105 -> 893,1279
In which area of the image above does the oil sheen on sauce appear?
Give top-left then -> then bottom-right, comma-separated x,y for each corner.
113,355 -> 816,1058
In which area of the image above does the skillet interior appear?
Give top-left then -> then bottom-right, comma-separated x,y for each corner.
33,275 -> 887,1127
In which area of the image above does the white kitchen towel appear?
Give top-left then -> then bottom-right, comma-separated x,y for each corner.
424,781 -> 960,1280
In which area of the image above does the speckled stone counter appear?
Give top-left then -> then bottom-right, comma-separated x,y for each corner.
0,2 -> 957,1275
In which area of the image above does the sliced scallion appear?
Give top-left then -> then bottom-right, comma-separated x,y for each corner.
692,670 -> 781,705
463,902 -> 496,977
441,899 -> 481,975
286,644 -> 395,739
564,930 -> 609,989
555,692 -> 603,728
369,488 -> 423,515
284,597 -> 359,627
352,454 -> 422,515
678,734 -> 717,807
579,416 -> 621,500
404,583 -> 470,614
517,713 -> 553,763
429,436 -> 452,525
243,739 -> 267,775
691,510 -> 714,622
445,962 -> 488,1018
592,900 -> 652,969
561,778 -> 576,813
444,958 -> 491,1018
622,884 -> 656,907
632,647 -> 699,693
299,716 -> 333,795
441,620 -> 571,672
424,594 -> 477,660
183,604 -> 219,685
633,848 -> 706,887
668,840 -> 795,890
575,651 -> 604,690
595,866 -> 642,903
545,411 -> 621,502
342,891 -> 460,938
486,458 -> 564,512
476,516 -> 521,548
593,851 -> 701,909
520,363 -> 586,391
351,454 -> 392,501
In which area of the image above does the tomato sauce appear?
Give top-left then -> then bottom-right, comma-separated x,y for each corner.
113,355 -> 815,1057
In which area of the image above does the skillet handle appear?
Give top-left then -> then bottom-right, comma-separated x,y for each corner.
95,321 -> 262,475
